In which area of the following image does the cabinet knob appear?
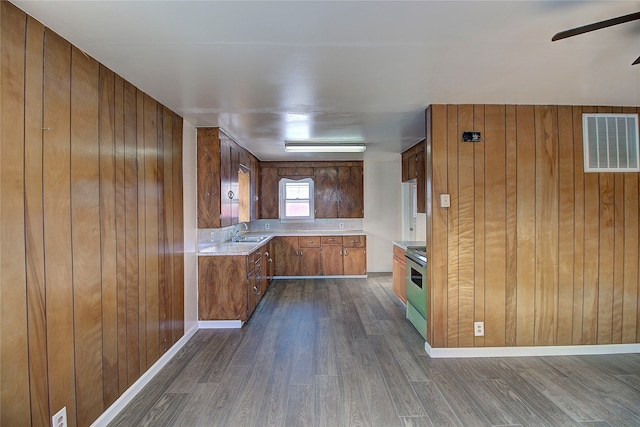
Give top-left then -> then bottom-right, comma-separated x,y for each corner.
228,190 -> 234,199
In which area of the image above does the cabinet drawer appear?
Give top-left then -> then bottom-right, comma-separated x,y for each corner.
321,236 -> 343,245
249,249 -> 262,264
344,235 -> 366,248
393,245 -> 406,260
299,236 -> 321,248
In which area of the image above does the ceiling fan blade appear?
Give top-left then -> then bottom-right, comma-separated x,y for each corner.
633,55 -> 640,66
552,11 -> 640,41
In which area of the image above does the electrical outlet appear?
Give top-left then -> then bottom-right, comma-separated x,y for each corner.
474,321 -> 484,337
264,223 -> 270,230
339,222 -> 344,229
210,231 -> 215,242
52,407 -> 67,427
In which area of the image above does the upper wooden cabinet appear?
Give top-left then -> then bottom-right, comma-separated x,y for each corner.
401,139 -> 426,213
197,128 -> 255,228
260,161 -> 364,219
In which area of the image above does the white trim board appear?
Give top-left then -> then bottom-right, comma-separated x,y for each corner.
90,324 -> 199,426
198,320 -> 243,329
272,275 -> 367,280
425,342 -> 640,358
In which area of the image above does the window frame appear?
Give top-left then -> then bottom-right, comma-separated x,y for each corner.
279,177 -> 315,222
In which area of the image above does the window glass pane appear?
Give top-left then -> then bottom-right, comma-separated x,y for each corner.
285,201 -> 310,217
285,182 -> 309,199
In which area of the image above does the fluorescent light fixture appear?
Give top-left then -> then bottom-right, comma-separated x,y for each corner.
285,142 -> 366,153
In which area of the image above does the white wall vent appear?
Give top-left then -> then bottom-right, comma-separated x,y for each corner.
583,113 -> 639,172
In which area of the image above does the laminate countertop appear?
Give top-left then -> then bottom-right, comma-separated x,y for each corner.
198,230 -> 366,256
392,240 -> 427,251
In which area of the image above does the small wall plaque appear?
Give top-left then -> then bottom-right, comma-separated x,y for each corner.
461,131 -> 482,142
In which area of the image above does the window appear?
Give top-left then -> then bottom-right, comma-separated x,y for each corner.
279,177 -> 314,221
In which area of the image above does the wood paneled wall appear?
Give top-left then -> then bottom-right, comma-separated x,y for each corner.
0,3 -> 185,426
426,104 -> 640,349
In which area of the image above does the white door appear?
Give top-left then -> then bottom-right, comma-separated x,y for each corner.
402,181 -> 417,241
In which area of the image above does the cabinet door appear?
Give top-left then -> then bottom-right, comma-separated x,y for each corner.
198,256 -> 247,321
343,247 -> 366,275
247,268 -> 258,317
219,135 -> 233,227
250,155 -> 260,221
300,247 -> 322,276
314,167 -> 338,218
338,165 -> 363,218
196,128 -> 221,228
392,246 -> 407,304
230,142 -> 240,225
407,151 -> 417,180
260,167 -> 279,219
321,244 -> 343,276
402,152 -> 410,182
264,240 -> 275,282
274,236 -> 299,276
416,146 -> 426,213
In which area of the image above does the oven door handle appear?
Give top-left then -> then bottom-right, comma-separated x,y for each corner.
405,253 -> 426,267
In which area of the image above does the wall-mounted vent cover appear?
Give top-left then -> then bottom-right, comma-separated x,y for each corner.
583,113 -> 639,172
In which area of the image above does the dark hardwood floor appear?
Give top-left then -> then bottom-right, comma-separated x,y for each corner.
108,274 -> 640,427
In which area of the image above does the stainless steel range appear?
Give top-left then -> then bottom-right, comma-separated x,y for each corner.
405,246 -> 427,339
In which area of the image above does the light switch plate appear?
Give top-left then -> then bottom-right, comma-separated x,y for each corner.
440,194 -> 451,208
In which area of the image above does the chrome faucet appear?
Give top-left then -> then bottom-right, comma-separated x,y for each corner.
232,223 -> 249,242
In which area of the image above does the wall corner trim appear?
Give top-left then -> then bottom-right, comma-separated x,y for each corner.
90,325 -> 199,426
425,342 -> 640,358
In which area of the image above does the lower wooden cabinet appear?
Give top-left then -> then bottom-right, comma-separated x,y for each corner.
275,234 -> 366,277
392,245 -> 407,304
198,255 -> 248,321
274,236 -> 323,276
198,243 -> 270,321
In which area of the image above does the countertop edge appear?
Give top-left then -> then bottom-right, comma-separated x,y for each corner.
199,230 -> 367,256
392,240 -> 427,251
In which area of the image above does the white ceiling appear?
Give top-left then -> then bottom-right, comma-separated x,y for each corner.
12,1 -> 640,161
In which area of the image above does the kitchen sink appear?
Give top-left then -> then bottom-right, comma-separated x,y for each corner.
233,235 -> 267,243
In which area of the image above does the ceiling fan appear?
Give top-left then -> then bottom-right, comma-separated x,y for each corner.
552,11 -> 640,65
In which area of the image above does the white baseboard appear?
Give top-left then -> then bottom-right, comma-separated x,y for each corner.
90,325 -> 199,427
198,320 -> 243,329
425,341 -> 640,358
272,275 -> 367,279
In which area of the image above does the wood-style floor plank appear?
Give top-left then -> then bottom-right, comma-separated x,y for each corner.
109,275 -> 640,427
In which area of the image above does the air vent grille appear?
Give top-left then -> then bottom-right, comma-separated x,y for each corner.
583,113 -> 639,172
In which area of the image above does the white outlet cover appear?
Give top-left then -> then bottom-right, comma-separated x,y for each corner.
52,407 -> 67,427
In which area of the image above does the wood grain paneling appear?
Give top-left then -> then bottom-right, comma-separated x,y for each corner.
99,64 -> 119,408
427,104 -> 640,349
0,3 -> 184,425
1,4 -> 30,425
144,94 -> 160,367
484,104 -> 506,347
114,73 -> 128,395
25,15 -> 49,427
534,105 -> 559,346
124,79 -> 140,387
70,46 -> 104,427
473,105 -> 485,348
43,28 -> 78,427
515,105 -> 536,347
556,105 -> 575,346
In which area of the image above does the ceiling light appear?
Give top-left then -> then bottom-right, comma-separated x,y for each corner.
285,142 -> 366,153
